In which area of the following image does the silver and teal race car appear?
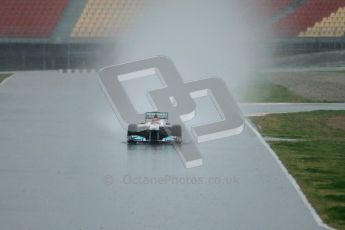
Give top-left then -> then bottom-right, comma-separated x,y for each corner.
127,112 -> 182,144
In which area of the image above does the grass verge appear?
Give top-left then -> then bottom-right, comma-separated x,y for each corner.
0,73 -> 12,84
241,78 -> 310,103
252,110 -> 345,229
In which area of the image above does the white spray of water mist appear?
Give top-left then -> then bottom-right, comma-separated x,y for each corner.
112,0 -> 271,100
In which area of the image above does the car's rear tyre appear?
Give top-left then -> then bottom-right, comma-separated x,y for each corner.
128,123 -> 137,133
172,125 -> 182,143
127,124 -> 138,143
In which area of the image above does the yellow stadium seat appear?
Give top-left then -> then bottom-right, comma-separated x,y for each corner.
71,0 -> 142,37
300,6 -> 345,37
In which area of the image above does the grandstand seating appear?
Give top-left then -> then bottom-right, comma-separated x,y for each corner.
252,0 -> 292,15
273,0 -> 345,37
0,0 -> 69,38
246,0 -> 292,26
300,7 -> 345,37
71,0 -> 141,38
1,0 -> 345,39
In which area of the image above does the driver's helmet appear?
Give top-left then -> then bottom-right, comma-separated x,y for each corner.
152,114 -> 160,123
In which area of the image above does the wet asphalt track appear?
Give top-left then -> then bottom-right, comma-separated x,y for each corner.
0,71 -> 339,230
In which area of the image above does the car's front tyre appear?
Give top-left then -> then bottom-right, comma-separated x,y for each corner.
172,125 -> 182,143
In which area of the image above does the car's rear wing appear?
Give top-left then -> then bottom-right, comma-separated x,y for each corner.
145,112 -> 168,120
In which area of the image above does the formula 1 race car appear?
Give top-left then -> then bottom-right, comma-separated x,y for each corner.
127,112 -> 182,144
